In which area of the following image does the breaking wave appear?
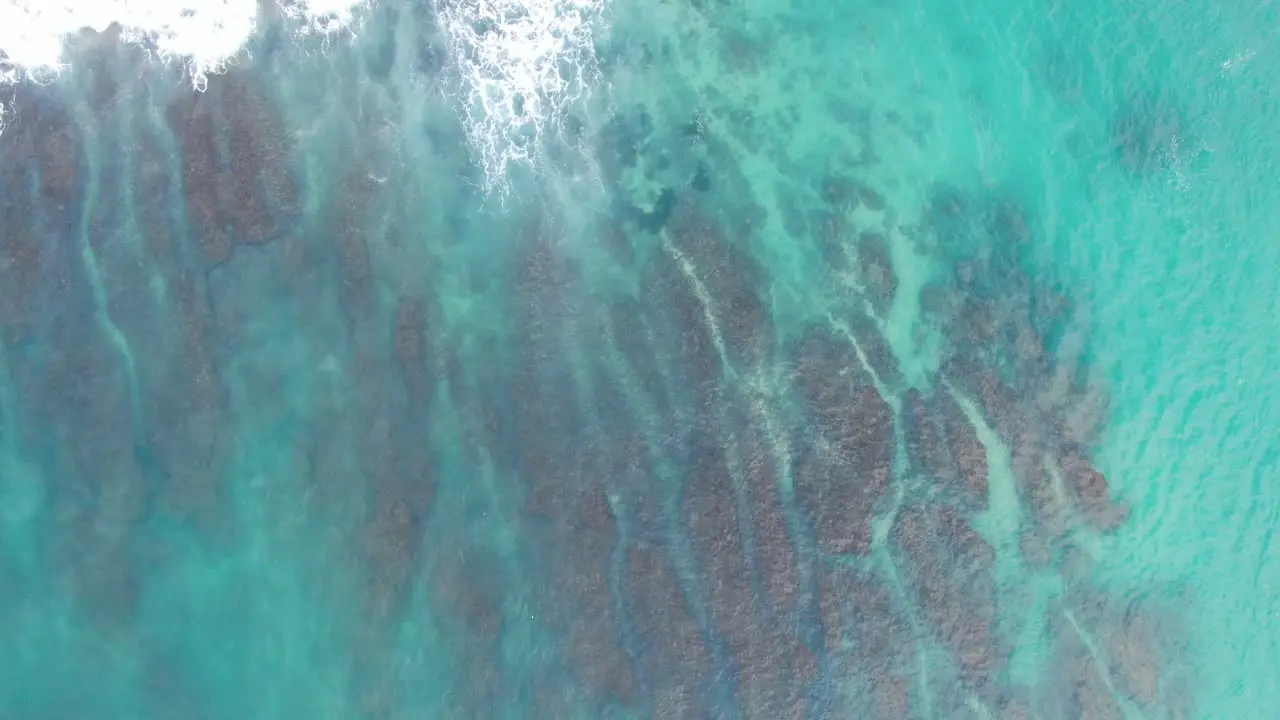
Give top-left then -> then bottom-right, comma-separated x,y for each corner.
0,0 -> 606,193
432,0 -> 606,195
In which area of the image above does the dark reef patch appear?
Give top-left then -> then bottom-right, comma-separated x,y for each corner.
985,197 -> 1033,248
433,543 -> 507,648
929,212 -> 1131,546
904,388 -> 954,483
1039,608 -> 1126,720
941,355 -> 1021,441
553,488 -> 637,710
364,9 -> 399,82
503,361 -> 642,712
49,336 -> 149,628
609,297 -> 673,418
0,200 -> 60,331
1068,590 -> 1193,715
667,200 -> 773,368
217,73 -> 299,236
819,563 -> 919,719
1057,449 -> 1129,532
734,413 -> 800,621
935,388 -> 990,509
792,440 -> 876,557
167,96 -> 229,265
640,245 -> 722,397
359,403 -> 437,521
166,71 -> 298,266
512,224 -> 581,347
428,541 -> 510,715
0,217 -> 148,629
0,89 -> 85,245
509,366 -> 584,519
597,105 -> 651,180
944,353 -> 1076,556
35,107 -> 85,211
794,328 -> 872,445
332,169 -> 379,318
821,176 -> 884,212
791,327 -> 894,556
602,220 -> 637,268
363,496 -> 423,621
692,163 -> 712,192
623,542 -> 716,717
393,295 -> 433,401
682,429 -> 754,634
681,426 -> 813,719
908,187 -> 1168,713
75,26 -> 130,112
145,275 -> 229,528
505,229 -> 595,516
892,502 -> 1002,687
1104,615 -> 1162,708
847,311 -> 901,386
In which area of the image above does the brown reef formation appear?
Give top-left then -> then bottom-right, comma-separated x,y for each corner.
167,69 -> 299,267
0,63 -> 1191,720
457,167 -> 1179,717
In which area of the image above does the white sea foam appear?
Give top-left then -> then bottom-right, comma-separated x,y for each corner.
0,0 -> 605,194
0,0 -> 368,125
433,0 -> 606,196
1,0 -> 255,86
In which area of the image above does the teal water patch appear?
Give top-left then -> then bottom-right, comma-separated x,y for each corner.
0,0 -> 1277,717
1008,0 -> 1280,714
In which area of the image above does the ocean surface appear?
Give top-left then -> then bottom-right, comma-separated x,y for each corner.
0,0 -> 1277,717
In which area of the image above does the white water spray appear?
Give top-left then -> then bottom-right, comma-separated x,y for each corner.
433,0 -> 606,196
0,0 -> 369,127
0,0 -> 605,194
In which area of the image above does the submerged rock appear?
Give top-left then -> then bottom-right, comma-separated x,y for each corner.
545,485 -> 637,710
681,428 -> 754,635
623,541 -> 716,716
904,388 -> 953,482
1041,608 -> 1127,720
847,311 -> 901,386
793,329 -> 895,555
642,246 -> 723,394
892,502 -> 1003,686
364,496 -> 424,620
667,200 -> 773,367
792,439 -> 871,556
393,295 -> 432,401
819,563 -> 920,719
936,389 -> 990,509
1058,449 -> 1130,532
733,409 -> 801,620
167,71 -> 298,265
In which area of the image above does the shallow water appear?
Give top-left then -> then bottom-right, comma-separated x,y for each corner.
0,0 -> 1277,717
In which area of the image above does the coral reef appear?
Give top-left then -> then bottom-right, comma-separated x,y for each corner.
0,28 -> 1195,719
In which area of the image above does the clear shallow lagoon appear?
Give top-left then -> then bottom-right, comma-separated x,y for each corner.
0,0 -> 1277,717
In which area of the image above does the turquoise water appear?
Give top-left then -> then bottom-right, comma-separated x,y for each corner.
0,0 -> 1278,717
